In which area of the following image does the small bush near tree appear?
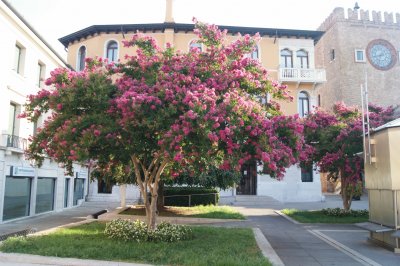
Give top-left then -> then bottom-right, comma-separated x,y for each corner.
104,219 -> 192,242
152,221 -> 193,242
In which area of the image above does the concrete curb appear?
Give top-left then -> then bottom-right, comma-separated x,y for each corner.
253,228 -> 285,266
274,210 -> 300,225
30,219 -> 96,236
0,252 -> 150,266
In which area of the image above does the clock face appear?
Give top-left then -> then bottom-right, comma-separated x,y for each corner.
366,39 -> 397,70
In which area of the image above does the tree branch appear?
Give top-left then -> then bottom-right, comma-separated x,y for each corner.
131,155 -> 146,201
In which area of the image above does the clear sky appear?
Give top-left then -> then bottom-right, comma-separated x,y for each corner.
6,0 -> 400,58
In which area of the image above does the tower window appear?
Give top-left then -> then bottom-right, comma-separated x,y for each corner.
355,49 -> 366,62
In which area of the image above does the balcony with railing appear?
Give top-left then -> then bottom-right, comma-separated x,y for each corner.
278,67 -> 326,83
1,134 -> 28,152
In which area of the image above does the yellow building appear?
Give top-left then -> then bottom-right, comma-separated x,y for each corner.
59,0 -> 326,202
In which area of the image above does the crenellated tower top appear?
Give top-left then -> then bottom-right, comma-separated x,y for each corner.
318,7 -> 400,31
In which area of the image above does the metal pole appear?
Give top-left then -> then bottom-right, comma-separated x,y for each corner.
361,84 -> 367,162
365,73 -> 372,164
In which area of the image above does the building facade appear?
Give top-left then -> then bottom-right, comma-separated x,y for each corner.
315,7 -> 400,110
0,0 -> 88,224
58,0 -> 326,203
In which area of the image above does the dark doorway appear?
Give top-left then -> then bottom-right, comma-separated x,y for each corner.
237,162 -> 257,195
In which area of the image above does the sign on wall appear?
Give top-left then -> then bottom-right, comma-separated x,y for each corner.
10,166 -> 35,177
76,169 -> 88,179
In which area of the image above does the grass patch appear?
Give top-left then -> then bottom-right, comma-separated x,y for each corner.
282,209 -> 369,223
121,205 -> 245,220
0,222 -> 270,266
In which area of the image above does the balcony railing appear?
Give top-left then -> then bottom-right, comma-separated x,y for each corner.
1,134 -> 28,150
278,68 -> 326,83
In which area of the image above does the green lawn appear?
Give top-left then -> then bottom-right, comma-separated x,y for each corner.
282,209 -> 369,223
0,222 -> 269,266
121,205 -> 245,220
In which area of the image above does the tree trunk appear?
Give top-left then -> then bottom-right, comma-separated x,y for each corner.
341,182 -> 352,211
157,181 -> 164,209
143,186 -> 152,226
149,191 -> 158,229
131,155 -> 167,231
340,170 -> 352,211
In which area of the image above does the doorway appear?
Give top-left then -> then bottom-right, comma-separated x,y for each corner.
237,162 -> 257,195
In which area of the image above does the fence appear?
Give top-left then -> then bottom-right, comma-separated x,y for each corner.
163,193 -> 219,207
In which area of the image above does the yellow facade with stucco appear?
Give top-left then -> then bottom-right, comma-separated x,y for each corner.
65,29 -> 323,117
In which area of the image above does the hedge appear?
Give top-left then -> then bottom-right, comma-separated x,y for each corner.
163,187 -> 219,206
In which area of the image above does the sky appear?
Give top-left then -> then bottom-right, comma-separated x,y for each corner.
6,0 -> 400,58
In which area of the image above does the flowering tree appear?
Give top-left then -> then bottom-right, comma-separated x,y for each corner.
22,21 -> 304,229
302,102 -> 396,210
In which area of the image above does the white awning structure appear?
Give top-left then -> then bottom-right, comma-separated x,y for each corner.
372,118 -> 400,133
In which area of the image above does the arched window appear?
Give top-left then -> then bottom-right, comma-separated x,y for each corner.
280,48 -> 293,68
77,46 -> 86,71
298,91 -> 310,117
246,46 -> 259,60
106,41 -> 118,62
296,49 -> 309,69
189,41 -> 202,52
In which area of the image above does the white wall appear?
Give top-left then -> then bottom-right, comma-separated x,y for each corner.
87,180 -> 140,204
257,165 -> 323,202
0,1 -> 88,223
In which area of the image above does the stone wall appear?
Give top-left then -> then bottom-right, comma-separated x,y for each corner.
316,7 -> 400,110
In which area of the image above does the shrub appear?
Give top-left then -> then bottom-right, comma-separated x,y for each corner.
321,208 -> 368,217
104,219 -> 148,242
151,221 -> 193,242
165,168 -> 241,190
163,187 -> 219,206
104,219 -> 193,242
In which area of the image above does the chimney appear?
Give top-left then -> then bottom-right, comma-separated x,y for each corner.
165,0 -> 174,23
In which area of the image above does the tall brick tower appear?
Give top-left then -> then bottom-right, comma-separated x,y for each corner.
315,7 -> 400,110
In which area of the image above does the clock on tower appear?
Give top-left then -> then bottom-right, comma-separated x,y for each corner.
366,39 -> 397,71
